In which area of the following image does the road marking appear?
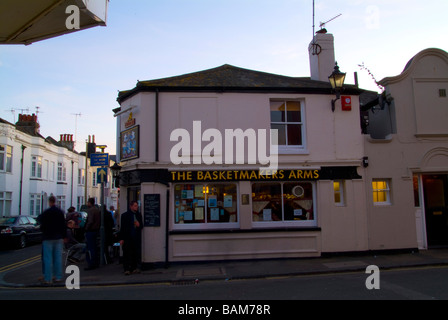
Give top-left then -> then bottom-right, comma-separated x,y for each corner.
0,255 -> 41,273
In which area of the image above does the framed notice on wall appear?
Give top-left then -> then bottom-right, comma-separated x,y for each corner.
120,125 -> 139,161
144,194 -> 160,227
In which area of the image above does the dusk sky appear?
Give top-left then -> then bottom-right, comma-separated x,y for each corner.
1,0 -> 447,155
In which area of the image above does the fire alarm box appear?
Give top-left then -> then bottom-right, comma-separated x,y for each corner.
341,96 -> 352,111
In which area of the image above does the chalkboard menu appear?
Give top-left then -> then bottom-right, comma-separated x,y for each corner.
144,194 -> 160,227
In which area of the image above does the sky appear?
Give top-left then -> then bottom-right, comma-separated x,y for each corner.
0,0 -> 447,156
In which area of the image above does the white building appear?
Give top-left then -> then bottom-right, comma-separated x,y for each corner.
0,114 -> 117,217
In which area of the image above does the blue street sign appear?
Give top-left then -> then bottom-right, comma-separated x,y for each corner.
91,153 -> 109,166
97,168 -> 108,184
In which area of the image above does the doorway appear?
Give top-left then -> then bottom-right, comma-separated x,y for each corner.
423,174 -> 448,246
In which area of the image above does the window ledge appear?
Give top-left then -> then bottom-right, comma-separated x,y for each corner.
277,146 -> 309,155
170,227 -> 321,235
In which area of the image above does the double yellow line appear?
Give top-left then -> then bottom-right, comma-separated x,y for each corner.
0,255 -> 41,273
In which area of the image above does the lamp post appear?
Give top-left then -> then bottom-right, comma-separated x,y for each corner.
110,162 -> 122,188
328,62 -> 346,112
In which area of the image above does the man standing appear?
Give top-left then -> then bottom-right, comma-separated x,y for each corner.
118,201 -> 143,275
85,198 -> 101,270
39,196 -> 66,285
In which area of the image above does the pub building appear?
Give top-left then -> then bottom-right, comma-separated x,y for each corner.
113,32 -> 377,265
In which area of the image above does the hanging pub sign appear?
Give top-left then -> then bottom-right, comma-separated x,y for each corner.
120,125 -> 139,161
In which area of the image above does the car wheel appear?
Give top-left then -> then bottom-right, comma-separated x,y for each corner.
18,234 -> 26,249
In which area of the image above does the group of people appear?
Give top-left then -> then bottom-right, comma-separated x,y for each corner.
38,196 -> 143,285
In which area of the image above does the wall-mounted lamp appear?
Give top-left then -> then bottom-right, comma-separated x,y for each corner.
328,62 -> 346,112
110,162 -> 122,188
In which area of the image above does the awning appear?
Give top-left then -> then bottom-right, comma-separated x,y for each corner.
0,0 -> 108,45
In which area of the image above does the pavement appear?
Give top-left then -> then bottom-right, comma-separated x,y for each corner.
2,248 -> 448,288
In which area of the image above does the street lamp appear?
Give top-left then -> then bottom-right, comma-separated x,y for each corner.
328,62 -> 346,112
110,162 -> 122,188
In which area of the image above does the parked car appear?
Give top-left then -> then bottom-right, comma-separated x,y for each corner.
0,216 -> 42,249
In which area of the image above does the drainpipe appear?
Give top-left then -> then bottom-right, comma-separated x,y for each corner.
71,160 -> 74,207
155,88 -> 159,162
19,145 -> 26,215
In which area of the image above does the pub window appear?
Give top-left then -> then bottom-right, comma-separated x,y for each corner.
252,182 -> 316,226
333,181 -> 345,206
174,183 -> 238,227
372,179 -> 391,205
270,100 -> 304,148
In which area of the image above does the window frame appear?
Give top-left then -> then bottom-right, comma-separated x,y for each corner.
333,180 -> 345,206
0,145 -> 13,173
57,162 -> 67,182
0,192 -> 12,217
172,182 -> 240,230
31,156 -> 43,179
252,181 -> 317,228
270,99 -> 308,154
30,194 -> 42,217
372,179 -> 392,205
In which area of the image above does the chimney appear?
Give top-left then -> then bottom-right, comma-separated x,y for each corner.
16,114 -> 40,135
60,133 -> 75,151
309,32 -> 336,82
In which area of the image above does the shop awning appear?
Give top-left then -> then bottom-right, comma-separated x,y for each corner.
0,0 -> 108,45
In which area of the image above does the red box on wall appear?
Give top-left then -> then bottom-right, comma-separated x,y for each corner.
341,96 -> 352,111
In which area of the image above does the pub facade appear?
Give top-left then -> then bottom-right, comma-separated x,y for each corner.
114,33 -> 374,264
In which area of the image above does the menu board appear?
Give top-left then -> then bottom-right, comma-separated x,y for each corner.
144,194 -> 160,227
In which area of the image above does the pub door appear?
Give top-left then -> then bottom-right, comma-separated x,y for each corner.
423,174 -> 448,246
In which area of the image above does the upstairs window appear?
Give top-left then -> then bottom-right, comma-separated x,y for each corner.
270,100 -> 306,153
31,156 -> 42,179
57,162 -> 66,182
372,179 -> 391,205
0,145 -> 12,173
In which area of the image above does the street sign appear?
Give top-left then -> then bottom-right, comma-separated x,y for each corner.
91,153 -> 109,166
97,168 -> 108,184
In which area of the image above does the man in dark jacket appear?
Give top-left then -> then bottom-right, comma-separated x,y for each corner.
84,198 -> 101,270
118,201 -> 143,275
38,196 -> 66,284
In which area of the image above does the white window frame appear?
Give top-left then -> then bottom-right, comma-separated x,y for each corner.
172,182 -> 240,231
78,169 -> 85,185
0,192 -> 12,217
372,179 -> 392,205
0,145 -> 13,173
252,181 -> 317,228
270,99 -> 308,154
49,161 -> 55,181
31,156 -> 42,179
30,194 -> 42,217
57,195 -> 66,212
333,180 -> 345,206
57,162 -> 67,182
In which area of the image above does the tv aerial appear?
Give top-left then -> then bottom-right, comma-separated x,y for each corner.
310,0 -> 342,56
319,13 -> 342,31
